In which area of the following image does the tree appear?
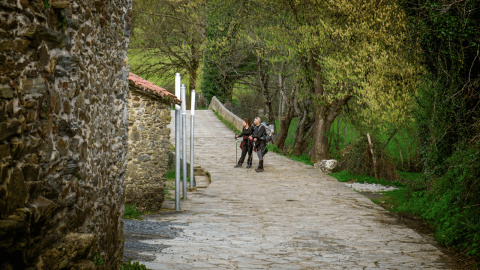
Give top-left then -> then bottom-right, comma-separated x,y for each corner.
201,0 -> 256,103
130,0 -> 206,91
402,0 -> 480,172
263,0 -> 422,162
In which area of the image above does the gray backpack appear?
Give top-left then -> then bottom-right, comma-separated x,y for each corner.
260,122 -> 274,143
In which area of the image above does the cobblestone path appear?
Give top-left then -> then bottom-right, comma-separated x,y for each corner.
139,110 -> 450,269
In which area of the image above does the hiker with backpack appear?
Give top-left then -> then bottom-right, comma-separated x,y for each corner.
250,116 -> 268,172
234,118 -> 254,168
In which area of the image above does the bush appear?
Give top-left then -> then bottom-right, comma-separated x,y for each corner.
398,143 -> 480,259
119,259 -> 149,270
338,135 -> 399,181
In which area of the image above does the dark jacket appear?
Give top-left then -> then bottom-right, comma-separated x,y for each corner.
252,124 -> 266,141
239,125 -> 254,139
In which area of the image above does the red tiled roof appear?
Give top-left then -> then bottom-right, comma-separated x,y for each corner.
128,72 -> 181,105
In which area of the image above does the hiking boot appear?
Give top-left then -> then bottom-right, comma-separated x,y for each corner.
234,163 -> 242,168
255,160 -> 264,172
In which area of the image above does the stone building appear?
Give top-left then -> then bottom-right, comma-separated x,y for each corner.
0,0 -> 131,269
126,73 -> 180,212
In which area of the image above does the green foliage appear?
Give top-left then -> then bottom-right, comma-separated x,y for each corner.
43,0 -> 50,9
212,109 -> 241,134
397,0 -> 480,259
92,253 -> 104,267
166,169 -> 191,183
201,0 -> 253,103
166,170 -> 175,180
124,204 -> 143,220
119,259 -> 149,270
392,144 -> 480,259
130,0 -> 206,91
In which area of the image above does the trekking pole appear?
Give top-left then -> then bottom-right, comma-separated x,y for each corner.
235,137 -> 238,166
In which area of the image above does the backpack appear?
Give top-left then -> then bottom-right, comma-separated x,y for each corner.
260,122 -> 274,143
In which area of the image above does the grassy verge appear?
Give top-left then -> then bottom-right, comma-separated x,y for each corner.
119,259 -> 149,270
164,169 -> 191,200
124,204 -> 143,220
267,143 -> 313,166
211,109 -> 241,134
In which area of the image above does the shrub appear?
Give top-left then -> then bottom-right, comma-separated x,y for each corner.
399,143 -> 480,259
338,135 -> 399,181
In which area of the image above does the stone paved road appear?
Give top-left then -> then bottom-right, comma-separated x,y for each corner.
139,110 -> 450,269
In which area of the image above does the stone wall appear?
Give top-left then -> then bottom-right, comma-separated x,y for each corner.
125,89 -> 171,212
208,96 -> 243,132
0,0 -> 131,269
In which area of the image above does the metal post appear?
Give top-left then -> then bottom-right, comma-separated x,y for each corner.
174,73 -> 181,211
181,84 -> 187,199
190,90 -> 195,188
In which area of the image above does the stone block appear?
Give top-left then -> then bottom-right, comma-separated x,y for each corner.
64,157 -> 79,175
314,159 -> 338,174
30,196 -> 55,223
0,85 -> 14,98
6,168 -> 27,213
10,138 -> 25,159
0,144 -> 10,159
22,163 -> 39,182
64,233 -> 94,260
22,77 -> 46,94
56,138 -> 68,156
50,0 -> 71,9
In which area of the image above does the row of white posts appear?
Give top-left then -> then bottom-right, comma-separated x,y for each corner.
174,73 -> 195,211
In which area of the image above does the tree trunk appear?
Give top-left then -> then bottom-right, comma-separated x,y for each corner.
292,99 -> 314,156
276,96 -> 295,151
257,56 -> 275,124
367,133 -> 378,179
188,63 -> 198,110
383,127 -> 399,149
336,116 -> 340,152
275,72 -> 295,151
278,94 -> 283,130
394,137 -> 404,170
344,121 -> 348,146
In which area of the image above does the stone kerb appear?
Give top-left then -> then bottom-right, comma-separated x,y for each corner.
208,96 -> 243,131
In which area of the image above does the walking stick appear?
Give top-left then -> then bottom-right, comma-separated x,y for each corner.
235,137 -> 238,166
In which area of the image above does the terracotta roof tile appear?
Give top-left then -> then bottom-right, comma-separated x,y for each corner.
128,72 -> 181,105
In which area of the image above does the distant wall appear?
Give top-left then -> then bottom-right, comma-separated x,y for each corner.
208,96 -> 243,132
125,89 -> 171,212
0,0 -> 131,268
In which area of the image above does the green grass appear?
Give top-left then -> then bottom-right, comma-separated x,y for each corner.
268,143 -> 313,166
274,115 -> 417,170
212,109 -> 241,134
120,259 -> 149,270
166,169 -> 191,183
124,204 -> 143,220
164,169 -> 191,200
328,170 -> 425,213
